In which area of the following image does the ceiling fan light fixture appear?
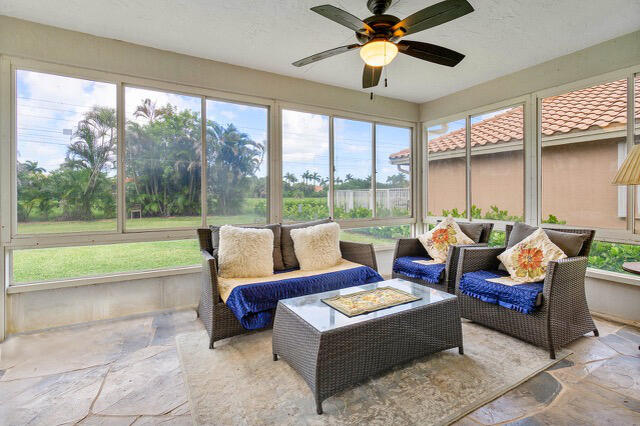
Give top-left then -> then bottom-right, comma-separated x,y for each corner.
359,40 -> 398,67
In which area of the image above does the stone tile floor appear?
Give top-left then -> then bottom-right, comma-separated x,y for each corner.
0,309 -> 638,425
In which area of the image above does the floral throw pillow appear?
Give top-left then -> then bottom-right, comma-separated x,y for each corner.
498,227 -> 567,283
418,216 -> 474,263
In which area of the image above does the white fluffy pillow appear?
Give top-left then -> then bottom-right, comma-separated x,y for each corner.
290,222 -> 341,270
218,225 -> 274,278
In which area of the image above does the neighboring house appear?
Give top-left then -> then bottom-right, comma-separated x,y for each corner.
390,79 -> 640,228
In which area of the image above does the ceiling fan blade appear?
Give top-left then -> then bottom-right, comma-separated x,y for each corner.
362,64 -> 382,89
292,44 -> 361,67
311,5 -> 374,35
398,40 -> 465,67
391,0 -> 473,37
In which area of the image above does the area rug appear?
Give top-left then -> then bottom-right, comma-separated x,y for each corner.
176,321 -> 569,425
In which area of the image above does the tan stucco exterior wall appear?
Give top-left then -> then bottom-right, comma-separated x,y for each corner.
542,139 -> 625,229
428,139 -> 625,228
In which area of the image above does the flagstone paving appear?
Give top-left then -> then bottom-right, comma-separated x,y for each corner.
1,310 -> 638,425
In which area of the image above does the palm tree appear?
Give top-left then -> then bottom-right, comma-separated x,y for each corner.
133,98 -> 172,123
66,106 -> 117,218
283,172 -> 298,184
302,170 -> 312,185
310,172 -> 321,185
206,122 -> 264,215
345,173 -> 354,182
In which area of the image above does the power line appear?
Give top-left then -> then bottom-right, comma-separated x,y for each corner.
17,96 -> 110,109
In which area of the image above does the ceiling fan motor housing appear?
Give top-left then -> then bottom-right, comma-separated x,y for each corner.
367,0 -> 392,15
356,14 -> 401,44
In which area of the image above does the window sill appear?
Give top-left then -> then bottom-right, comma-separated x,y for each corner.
7,265 -> 201,294
586,267 -> 640,287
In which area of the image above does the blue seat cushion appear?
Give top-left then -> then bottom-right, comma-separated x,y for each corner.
226,265 -> 383,330
459,270 -> 544,314
392,256 -> 446,284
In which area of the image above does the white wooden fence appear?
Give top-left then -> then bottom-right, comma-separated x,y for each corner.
334,188 -> 410,212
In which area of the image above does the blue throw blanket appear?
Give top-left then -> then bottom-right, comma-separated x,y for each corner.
226,265 -> 383,330
459,270 -> 544,314
392,256 -> 446,284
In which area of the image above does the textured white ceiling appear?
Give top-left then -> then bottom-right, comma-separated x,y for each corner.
1,0 -> 639,103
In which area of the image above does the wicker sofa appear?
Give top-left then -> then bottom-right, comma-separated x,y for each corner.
392,222 -> 494,294
455,224 -> 598,358
196,225 -> 379,349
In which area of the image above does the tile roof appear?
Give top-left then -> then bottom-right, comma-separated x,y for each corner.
389,78 -> 639,161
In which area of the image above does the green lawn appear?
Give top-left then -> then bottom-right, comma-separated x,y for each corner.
13,239 -> 200,283
13,207 -> 400,283
340,230 -> 398,246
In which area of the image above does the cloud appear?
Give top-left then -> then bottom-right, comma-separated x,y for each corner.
16,70 -> 116,172
282,109 -> 330,178
125,86 -> 200,123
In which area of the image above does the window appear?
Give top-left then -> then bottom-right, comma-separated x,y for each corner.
340,225 -> 411,246
376,124 -> 411,218
334,118 -> 373,219
281,109 -> 330,222
206,99 -> 268,225
634,74 -> 640,235
426,119 -> 466,218
470,105 -> 524,221
541,79 -> 627,228
125,86 -> 202,230
12,239 -> 199,283
589,240 -> 640,274
16,70 -> 117,234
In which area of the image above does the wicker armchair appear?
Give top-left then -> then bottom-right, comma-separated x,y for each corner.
196,227 -> 378,349
455,225 -> 598,358
392,222 -> 494,294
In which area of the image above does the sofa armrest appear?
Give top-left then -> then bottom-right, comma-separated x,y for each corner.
543,256 -> 588,301
341,240 -> 378,272
201,249 -> 220,304
455,246 -> 506,291
445,243 -> 488,293
393,238 -> 429,260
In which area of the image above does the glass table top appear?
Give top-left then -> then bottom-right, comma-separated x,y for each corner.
279,278 -> 457,332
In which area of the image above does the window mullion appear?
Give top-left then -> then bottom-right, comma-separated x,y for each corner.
270,104 -> 281,223
465,115 -> 471,221
201,97 -> 207,228
117,82 -> 125,234
329,116 -> 335,219
627,74 -> 635,233
372,122 -> 377,219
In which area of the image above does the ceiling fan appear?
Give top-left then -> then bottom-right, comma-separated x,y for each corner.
292,0 -> 474,89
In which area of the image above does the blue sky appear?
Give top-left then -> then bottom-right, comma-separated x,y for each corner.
282,110 -> 411,184
17,69 -> 410,185
17,70 -> 116,172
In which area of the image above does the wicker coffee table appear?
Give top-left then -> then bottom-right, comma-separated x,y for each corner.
272,278 -> 463,414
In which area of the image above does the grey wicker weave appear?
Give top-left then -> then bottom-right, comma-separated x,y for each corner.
272,278 -> 463,415
455,225 -> 598,359
196,227 -> 379,349
392,222 -> 494,293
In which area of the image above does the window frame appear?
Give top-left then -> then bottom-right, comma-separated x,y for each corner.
3,57 -> 277,288
203,95 -> 272,227
278,102 -> 417,232
534,68 -> 639,243
423,96 -> 529,233
6,58 -> 276,248
2,57 -> 416,289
